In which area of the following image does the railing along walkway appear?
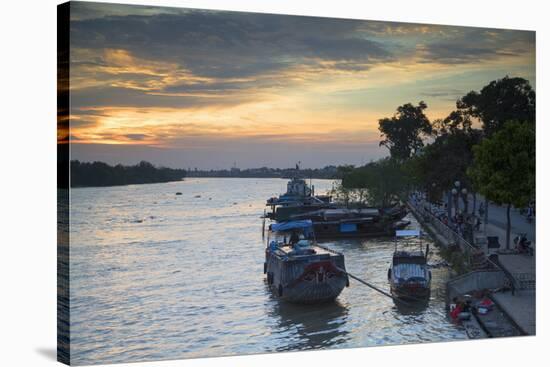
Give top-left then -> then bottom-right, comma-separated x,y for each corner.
408,199 -> 522,294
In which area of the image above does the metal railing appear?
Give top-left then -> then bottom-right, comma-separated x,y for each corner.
408,200 -> 482,265
513,272 -> 536,290
408,199 -> 524,295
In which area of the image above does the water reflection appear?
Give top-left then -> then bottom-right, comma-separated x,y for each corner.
269,298 -> 350,351
392,298 -> 430,315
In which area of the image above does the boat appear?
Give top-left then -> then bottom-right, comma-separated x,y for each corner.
265,177 -> 334,222
387,229 -> 431,300
264,219 -> 349,304
289,206 -> 410,238
265,175 -> 409,231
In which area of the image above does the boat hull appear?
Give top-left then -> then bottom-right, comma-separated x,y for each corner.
265,252 -> 348,304
390,283 -> 431,300
313,219 -> 411,239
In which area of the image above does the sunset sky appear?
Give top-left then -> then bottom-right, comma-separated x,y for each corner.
67,1 -> 536,169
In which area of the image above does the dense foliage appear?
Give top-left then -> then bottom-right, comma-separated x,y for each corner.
70,160 -> 186,187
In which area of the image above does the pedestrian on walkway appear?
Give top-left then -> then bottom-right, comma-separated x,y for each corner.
475,216 -> 481,231
478,203 -> 485,218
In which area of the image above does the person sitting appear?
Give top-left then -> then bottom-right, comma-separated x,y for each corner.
289,230 -> 300,245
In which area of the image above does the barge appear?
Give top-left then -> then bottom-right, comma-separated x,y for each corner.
291,207 -> 410,238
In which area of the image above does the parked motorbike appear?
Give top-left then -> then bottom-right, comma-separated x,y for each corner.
514,233 -> 533,256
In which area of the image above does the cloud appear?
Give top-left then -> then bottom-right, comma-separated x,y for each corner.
70,6 -> 394,80
69,86 -> 259,109
415,28 -> 535,64
124,133 -> 150,141
68,3 -> 535,113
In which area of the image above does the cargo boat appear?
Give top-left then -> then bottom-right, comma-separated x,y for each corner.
264,220 -> 349,303
290,207 -> 410,238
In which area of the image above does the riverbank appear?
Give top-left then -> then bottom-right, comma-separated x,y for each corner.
407,198 -> 535,337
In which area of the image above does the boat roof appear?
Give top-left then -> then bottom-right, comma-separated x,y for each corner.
393,250 -> 427,265
395,229 -> 421,237
278,244 -> 334,257
393,250 -> 425,258
271,220 -> 313,232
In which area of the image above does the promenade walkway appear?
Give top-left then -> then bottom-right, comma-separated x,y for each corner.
480,200 -> 536,335
492,290 -> 536,335
410,193 -> 536,335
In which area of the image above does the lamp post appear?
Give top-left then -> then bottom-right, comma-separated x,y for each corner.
461,187 -> 468,214
451,188 -> 458,217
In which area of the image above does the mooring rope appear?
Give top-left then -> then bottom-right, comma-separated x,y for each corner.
336,267 -> 414,305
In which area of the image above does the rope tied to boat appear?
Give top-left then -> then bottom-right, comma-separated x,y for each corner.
336,267 -> 414,305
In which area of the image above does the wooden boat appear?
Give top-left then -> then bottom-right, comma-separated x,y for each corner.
264,220 -> 349,304
265,177 -> 334,222
290,207 -> 410,238
388,229 -> 431,300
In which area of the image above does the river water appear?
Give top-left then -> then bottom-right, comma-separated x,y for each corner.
69,178 -> 467,365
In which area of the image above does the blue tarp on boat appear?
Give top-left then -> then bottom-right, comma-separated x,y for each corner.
271,220 -> 313,232
340,223 -> 357,232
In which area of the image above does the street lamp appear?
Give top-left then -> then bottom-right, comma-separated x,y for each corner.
451,188 -> 458,217
461,187 -> 469,214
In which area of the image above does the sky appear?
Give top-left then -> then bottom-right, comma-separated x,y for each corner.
64,1 -> 536,169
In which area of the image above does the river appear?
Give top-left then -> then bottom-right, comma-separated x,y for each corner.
69,178 -> 467,365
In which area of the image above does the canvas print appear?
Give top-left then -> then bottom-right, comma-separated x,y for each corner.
57,1 -> 536,365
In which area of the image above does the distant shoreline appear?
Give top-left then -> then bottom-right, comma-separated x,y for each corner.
186,173 -> 339,179
69,160 -> 186,188
70,178 -> 185,189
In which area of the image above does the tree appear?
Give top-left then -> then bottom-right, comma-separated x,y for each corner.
330,165 -> 359,206
432,109 -> 473,137
340,158 -> 410,207
468,121 -> 535,249
412,109 -> 482,205
70,160 -> 187,187
458,76 -> 535,137
378,101 -> 432,160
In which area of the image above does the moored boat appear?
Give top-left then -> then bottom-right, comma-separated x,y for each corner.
264,220 -> 349,304
290,207 -> 410,238
388,229 -> 431,300
265,177 -> 333,222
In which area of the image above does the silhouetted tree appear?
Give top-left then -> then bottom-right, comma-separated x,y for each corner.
378,101 -> 432,160
411,107 -> 482,198
457,76 -> 535,137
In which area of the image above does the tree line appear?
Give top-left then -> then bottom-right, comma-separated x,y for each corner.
186,165 -> 340,179
336,76 -> 535,248
70,160 -> 187,187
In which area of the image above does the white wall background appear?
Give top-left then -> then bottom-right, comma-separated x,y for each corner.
0,1 -> 547,366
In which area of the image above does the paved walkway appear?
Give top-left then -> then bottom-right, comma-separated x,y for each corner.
463,194 -> 535,246
492,290 -> 536,335
413,193 -> 536,335
475,212 -> 536,336
482,222 -> 536,274
456,194 -> 536,273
